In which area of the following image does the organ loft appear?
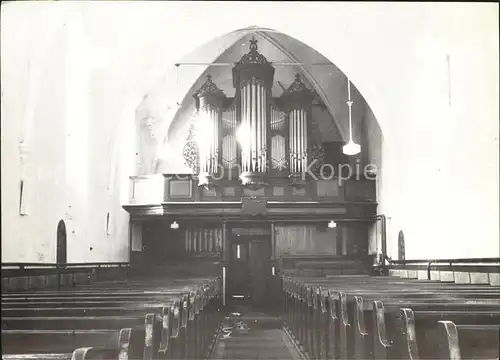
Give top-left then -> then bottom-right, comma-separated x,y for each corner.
124,37 -> 377,307
2,4 -> 499,360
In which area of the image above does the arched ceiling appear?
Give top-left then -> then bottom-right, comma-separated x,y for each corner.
138,27 -> 368,146
167,31 -> 349,143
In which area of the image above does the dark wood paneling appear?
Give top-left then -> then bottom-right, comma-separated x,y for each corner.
165,177 -> 194,201
344,178 -> 376,202
161,175 -> 375,203
124,201 -> 377,221
274,225 -> 337,257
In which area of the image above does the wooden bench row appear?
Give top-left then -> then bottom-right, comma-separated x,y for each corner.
278,274 -> 500,360
2,276 -> 224,360
2,266 -> 130,292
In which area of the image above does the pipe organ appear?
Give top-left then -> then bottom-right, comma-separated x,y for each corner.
270,104 -> 287,172
232,38 -> 274,188
185,226 -> 223,254
193,75 -> 226,188
280,74 -> 315,184
222,103 -> 238,171
187,37 -> 319,189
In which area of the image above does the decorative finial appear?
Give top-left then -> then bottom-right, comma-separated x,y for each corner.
284,73 -> 311,94
249,36 -> 258,51
197,73 -> 225,98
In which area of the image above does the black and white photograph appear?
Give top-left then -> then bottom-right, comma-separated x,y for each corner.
1,2 -> 499,359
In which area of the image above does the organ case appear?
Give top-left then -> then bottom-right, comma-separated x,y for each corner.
184,37 -> 322,190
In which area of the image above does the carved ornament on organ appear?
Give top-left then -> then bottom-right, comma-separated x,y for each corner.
186,37 -> 320,189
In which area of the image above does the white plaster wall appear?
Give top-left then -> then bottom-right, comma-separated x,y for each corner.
1,2 -> 498,263
1,10 -> 68,262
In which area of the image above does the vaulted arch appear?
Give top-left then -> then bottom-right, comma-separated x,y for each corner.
132,26 -> 381,176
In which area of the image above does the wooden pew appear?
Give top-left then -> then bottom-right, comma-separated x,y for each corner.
2,347 -> 124,360
437,321 -> 500,360
2,305 -> 168,317
2,328 -> 129,354
280,274 -> 500,360
399,308 -> 500,360
2,276 -> 222,360
330,288 -> 500,360
3,297 -> 204,360
2,312 -> 164,360
330,287 -> 499,359
338,287 -> 499,360
368,300 -> 500,360
282,275 -> 480,356
70,347 -> 122,360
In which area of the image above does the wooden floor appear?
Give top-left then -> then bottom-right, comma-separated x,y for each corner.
211,307 -> 304,360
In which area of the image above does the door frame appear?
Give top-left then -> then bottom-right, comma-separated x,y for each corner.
226,222 -> 272,307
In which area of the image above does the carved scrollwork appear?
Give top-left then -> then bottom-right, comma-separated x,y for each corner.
195,74 -> 227,110
286,74 -> 312,94
310,143 -> 325,174
182,124 -> 199,174
238,37 -> 271,66
271,157 -> 288,171
280,74 -> 315,112
197,74 -> 225,98
233,37 -> 275,89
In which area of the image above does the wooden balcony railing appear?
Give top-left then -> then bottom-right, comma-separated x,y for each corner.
128,174 -> 376,204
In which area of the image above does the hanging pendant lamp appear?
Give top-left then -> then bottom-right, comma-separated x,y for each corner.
342,78 -> 361,156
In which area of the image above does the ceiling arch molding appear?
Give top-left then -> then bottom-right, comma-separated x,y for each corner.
111,15 -> 394,179
254,30 -> 347,141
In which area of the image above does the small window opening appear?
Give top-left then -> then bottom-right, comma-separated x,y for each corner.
19,180 -> 27,216
106,213 -> 112,235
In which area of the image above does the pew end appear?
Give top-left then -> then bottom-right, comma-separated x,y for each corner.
71,347 -> 120,360
437,321 -> 500,360
1,355 -> 73,360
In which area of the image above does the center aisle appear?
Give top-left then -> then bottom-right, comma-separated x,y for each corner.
210,307 -> 305,360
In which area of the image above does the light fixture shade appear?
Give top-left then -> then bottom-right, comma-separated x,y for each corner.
342,140 -> 361,156
328,220 -> 337,228
170,221 -> 179,230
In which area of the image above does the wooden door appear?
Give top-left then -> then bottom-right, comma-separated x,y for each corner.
249,238 -> 271,308
228,238 -> 251,301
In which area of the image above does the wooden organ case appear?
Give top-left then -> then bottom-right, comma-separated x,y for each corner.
186,37 -> 325,189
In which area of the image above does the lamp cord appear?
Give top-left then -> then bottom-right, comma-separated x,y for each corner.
175,64 -> 181,107
347,78 -> 353,142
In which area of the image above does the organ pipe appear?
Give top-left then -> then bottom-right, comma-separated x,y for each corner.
194,74 -> 226,188
222,103 -> 237,169
189,40 -> 316,188
185,226 -> 222,253
232,37 -> 275,188
280,74 -> 315,184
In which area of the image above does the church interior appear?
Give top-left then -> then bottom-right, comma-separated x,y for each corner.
1,2 -> 499,360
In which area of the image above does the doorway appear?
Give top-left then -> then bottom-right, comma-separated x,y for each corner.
56,220 -> 67,264
227,224 -> 272,309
